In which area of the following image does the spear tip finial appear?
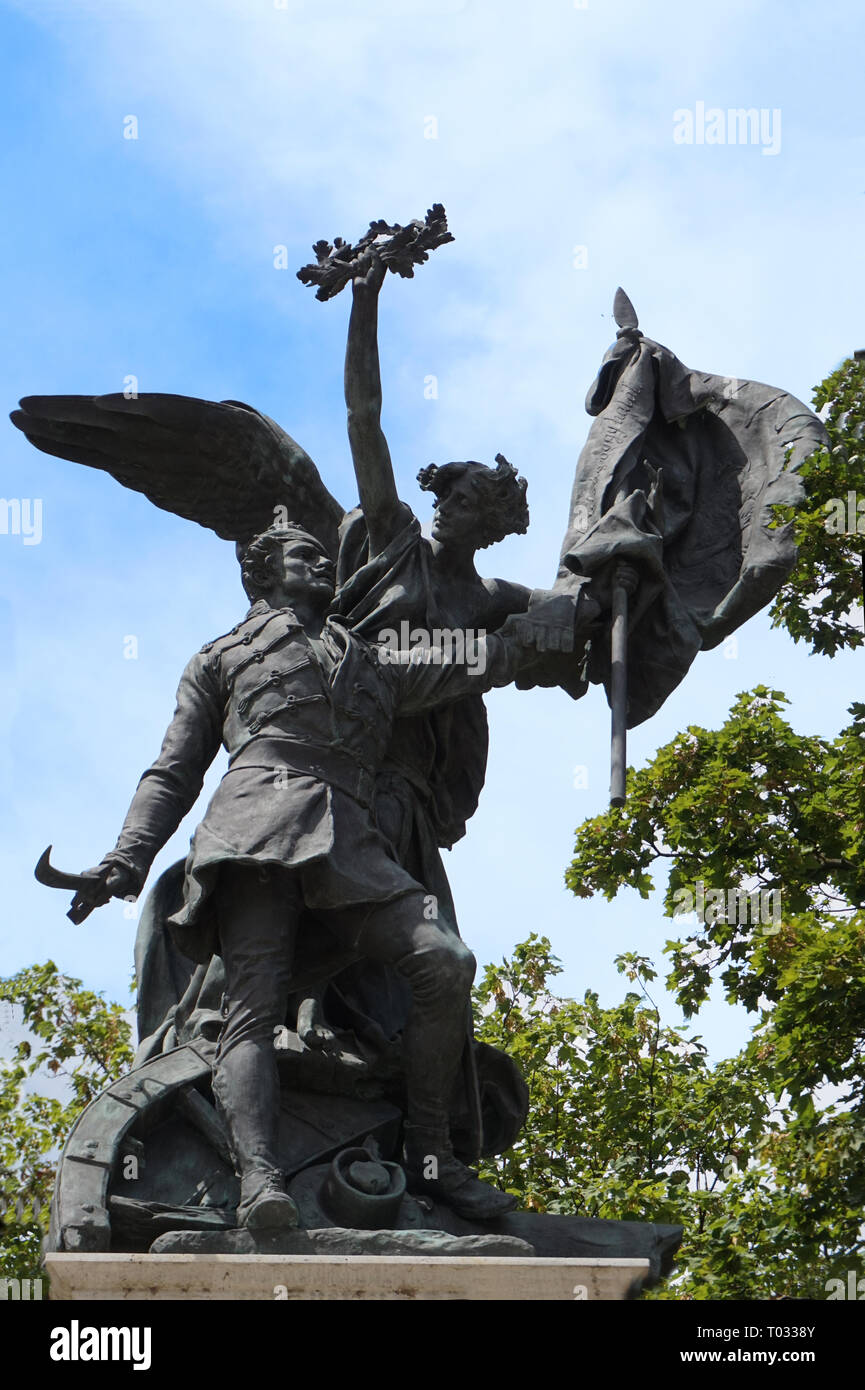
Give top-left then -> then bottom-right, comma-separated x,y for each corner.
613,287 -> 639,331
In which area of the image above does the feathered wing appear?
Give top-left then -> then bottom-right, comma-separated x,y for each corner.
10,393 -> 345,555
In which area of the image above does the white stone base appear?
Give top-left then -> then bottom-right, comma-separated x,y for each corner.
47,1252 -> 649,1301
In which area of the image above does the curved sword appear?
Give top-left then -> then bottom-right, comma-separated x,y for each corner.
34,846 -> 110,924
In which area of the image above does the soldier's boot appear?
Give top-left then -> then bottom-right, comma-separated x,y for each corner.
236,1168 -> 299,1230
402,1124 -> 517,1221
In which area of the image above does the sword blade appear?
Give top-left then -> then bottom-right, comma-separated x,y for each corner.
34,846 -> 102,893
34,846 -> 110,923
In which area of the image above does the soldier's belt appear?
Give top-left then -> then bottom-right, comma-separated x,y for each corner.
226,737 -> 376,809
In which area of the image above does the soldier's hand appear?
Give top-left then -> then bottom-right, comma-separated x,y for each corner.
105,864 -> 140,899
83,857 -> 140,902
502,593 -> 580,653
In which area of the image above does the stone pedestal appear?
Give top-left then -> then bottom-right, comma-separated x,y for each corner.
46,1252 -> 649,1301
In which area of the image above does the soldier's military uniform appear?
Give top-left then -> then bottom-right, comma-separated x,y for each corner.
105,598 -> 527,1206
109,598 -> 520,961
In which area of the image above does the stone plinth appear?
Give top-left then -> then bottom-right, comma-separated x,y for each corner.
46,1252 -> 649,1301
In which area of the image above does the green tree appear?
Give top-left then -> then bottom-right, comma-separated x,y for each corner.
474,928 -> 865,1299
0,963 -> 133,1282
557,686 -> 865,1295
566,688 -> 865,1034
770,354 -> 864,655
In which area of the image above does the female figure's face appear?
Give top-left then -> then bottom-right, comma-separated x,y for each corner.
430,472 -> 480,547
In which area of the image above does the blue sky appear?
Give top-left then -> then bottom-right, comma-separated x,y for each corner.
0,0 -> 862,1061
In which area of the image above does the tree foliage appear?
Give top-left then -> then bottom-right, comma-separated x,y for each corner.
472,695 -> 864,1294
770,355 -> 864,655
0,963 -> 132,1282
566,688 -> 865,1033
473,935 -> 865,1299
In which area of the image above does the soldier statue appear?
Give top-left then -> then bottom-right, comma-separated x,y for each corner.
71,520 -> 596,1227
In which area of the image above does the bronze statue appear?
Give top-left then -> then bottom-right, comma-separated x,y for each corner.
11,206 -> 823,1279
49,519 -> 592,1226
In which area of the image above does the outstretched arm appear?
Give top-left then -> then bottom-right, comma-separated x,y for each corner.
482,577 -> 533,629
391,591 -> 601,714
344,257 -> 406,557
95,652 -> 224,899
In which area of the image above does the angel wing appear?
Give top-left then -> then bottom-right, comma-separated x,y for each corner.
10,393 -> 345,556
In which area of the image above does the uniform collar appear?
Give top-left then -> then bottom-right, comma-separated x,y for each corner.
244,598 -> 340,637
245,599 -> 277,620
244,599 -> 306,627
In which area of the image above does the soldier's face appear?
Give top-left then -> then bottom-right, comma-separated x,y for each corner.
278,539 -> 335,603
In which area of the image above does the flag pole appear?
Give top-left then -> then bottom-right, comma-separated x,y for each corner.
609,565 -> 629,807
607,288 -> 640,808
